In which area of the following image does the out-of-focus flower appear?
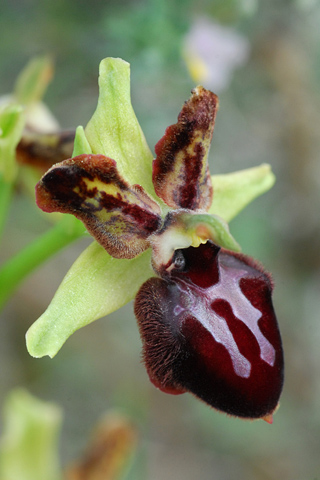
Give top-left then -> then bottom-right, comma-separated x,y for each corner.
183,17 -> 250,91
0,389 -> 62,480
26,58 -> 283,422
0,56 -> 59,134
0,389 -> 137,480
0,57 -> 75,178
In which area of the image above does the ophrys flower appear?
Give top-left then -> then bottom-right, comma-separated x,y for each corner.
27,58 -> 283,422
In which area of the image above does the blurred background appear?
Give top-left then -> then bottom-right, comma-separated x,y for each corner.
1,0 -> 320,478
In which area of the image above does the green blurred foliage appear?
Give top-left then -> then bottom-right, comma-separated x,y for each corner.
1,0 -> 320,479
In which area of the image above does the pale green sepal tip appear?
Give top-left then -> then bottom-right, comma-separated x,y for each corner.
0,389 -> 62,480
72,125 -> 92,157
26,242 -> 154,358
85,57 -> 160,205
209,164 -> 276,222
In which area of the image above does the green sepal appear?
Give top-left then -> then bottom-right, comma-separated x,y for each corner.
85,57 -> 161,205
0,389 -> 62,480
72,125 -> 92,157
26,243 -> 154,358
209,164 -> 276,222
14,56 -> 53,106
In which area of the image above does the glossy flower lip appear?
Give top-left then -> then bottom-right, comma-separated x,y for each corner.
27,58 -> 281,421
135,242 -> 284,420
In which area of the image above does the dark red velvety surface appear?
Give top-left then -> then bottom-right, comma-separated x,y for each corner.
135,242 -> 284,419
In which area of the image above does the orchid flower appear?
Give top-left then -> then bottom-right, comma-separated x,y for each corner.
26,58 -> 283,423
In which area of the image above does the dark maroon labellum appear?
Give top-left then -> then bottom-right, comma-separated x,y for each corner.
134,242 -> 284,419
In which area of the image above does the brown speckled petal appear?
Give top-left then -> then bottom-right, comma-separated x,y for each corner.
36,154 -> 162,259
152,86 -> 218,211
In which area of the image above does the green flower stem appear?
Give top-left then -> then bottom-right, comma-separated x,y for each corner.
0,104 -> 25,239
0,175 -> 14,239
0,216 -> 85,310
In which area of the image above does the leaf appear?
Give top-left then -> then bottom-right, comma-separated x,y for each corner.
0,389 -> 62,480
26,243 -> 154,358
85,57 -> 161,205
209,164 -> 276,222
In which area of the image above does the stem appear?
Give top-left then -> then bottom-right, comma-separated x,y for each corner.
0,175 -> 14,240
0,216 -> 85,310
